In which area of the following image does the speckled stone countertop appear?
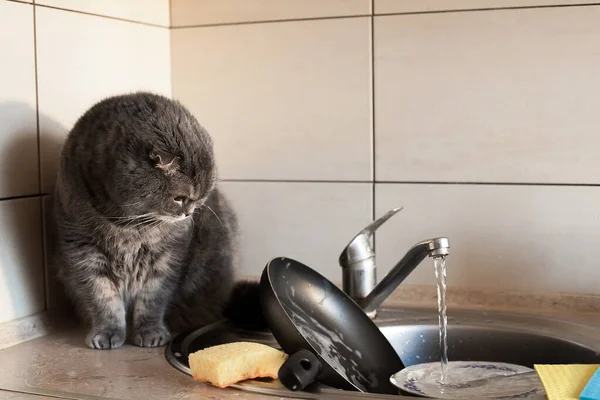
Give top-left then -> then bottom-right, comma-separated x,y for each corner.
0,285 -> 599,400
0,327 -> 283,400
0,391 -> 56,399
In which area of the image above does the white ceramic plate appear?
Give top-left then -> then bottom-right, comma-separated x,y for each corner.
390,361 -> 544,399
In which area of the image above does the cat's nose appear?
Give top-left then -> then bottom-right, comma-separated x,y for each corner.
184,205 -> 195,217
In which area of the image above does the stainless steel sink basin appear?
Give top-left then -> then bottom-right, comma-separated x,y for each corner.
165,306 -> 600,399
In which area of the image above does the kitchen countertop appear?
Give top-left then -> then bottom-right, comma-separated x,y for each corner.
1,286 -> 599,400
0,326 -> 288,400
0,391 -> 57,400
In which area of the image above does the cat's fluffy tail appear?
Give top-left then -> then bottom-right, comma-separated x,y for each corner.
222,280 -> 268,331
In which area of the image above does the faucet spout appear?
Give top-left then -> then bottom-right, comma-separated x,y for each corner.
338,207 -> 450,318
357,237 -> 449,316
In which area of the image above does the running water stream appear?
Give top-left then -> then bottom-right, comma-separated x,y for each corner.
434,255 -> 448,385
390,255 -> 543,398
390,254 -> 544,398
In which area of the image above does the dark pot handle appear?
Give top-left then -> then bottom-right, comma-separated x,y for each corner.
278,349 -> 321,391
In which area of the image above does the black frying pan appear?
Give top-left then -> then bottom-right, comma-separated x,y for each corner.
260,257 -> 404,395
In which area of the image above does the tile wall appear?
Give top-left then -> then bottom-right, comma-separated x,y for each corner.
0,0 -> 170,323
3,0 -> 600,326
171,0 -> 600,295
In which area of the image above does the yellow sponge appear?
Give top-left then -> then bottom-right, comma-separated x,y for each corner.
189,342 -> 288,388
534,364 -> 600,400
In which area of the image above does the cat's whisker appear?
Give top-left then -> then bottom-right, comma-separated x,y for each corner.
115,200 -> 143,208
122,215 -> 159,230
202,205 -> 223,227
141,219 -> 162,232
106,212 -> 157,221
122,214 -> 156,223
120,216 -> 148,226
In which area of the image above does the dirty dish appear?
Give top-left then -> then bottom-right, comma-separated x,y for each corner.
390,360 -> 544,399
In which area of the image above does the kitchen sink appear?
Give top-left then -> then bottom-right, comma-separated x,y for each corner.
165,306 -> 600,399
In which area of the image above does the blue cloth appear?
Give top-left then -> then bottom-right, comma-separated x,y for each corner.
581,367 -> 600,400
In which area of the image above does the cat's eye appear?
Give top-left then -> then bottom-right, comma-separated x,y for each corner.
174,196 -> 186,204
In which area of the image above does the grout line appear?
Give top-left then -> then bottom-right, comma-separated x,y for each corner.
33,3 -> 41,195
5,0 -> 33,4
221,179 -> 373,184
373,2 -> 600,17
375,181 -> 600,187
370,0 -> 376,224
19,1 -> 598,31
33,3 -> 169,28
32,1 -> 48,312
168,0 -> 175,98
39,196 -> 47,311
220,179 -> 600,187
168,0 -> 172,28
168,2 -> 600,30
13,1 -> 600,30
170,13 -> 371,29
370,0 -> 377,252
0,194 -> 49,202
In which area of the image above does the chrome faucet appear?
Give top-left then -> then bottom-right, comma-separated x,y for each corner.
339,207 -> 450,318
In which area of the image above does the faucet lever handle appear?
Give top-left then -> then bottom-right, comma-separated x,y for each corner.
359,207 -> 403,236
339,207 -> 403,266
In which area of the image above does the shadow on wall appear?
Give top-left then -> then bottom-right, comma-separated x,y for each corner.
39,110 -> 72,311
0,101 -> 71,316
0,101 -> 38,198
0,102 -> 42,322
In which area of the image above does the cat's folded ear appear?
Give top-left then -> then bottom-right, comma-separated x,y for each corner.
150,149 -> 180,175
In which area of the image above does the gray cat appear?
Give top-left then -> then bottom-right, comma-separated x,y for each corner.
53,92 -> 260,350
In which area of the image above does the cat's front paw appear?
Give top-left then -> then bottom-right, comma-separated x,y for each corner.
132,324 -> 171,348
86,326 -> 126,350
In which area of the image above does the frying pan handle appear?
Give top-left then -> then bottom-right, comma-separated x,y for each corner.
278,349 -> 321,391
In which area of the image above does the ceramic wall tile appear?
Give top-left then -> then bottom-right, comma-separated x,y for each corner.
0,198 -> 44,324
0,1 -> 38,198
375,184 -> 600,294
171,0 -> 370,27
375,0 -> 600,14
35,0 -> 170,26
220,181 -> 372,282
374,7 -> 600,183
36,7 -> 171,193
172,17 -> 372,181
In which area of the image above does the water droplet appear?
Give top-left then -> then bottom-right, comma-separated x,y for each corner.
416,355 -> 421,359
405,339 -> 411,345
